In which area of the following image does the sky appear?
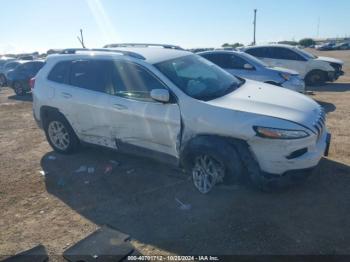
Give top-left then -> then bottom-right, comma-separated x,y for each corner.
0,0 -> 349,54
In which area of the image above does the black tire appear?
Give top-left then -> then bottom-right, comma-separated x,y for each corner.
184,138 -> 243,194
0,74 -> 6,87
13,81 -> 25,96
43,111 -> 80,154
305,70 -> 327,86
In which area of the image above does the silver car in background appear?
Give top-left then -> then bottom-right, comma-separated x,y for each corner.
198,50 -> 305,93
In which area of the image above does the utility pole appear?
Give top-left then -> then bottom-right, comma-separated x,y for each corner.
317,17 -> 320,38
253,9 -> 257,45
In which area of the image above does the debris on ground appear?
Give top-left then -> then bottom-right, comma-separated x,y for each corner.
2,244 -> 48,262
75,165 -> 87,173
126,169 -> 135,175
47,155 -> 56,161
39,210 -> 45,214
104,164 -> 113,174
84,180 -> 90,185
39,170 -> 47,176
57,178 -> 65,187
175,198 -> 192,210
63,226 -> 133,262
109,160 -> 120,166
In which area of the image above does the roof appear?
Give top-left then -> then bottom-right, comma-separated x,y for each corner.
48,47 -> 192,65
242,44 -> 297,50
112,47 -> 192,64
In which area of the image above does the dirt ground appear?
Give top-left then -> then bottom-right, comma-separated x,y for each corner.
0,49 -> 350,260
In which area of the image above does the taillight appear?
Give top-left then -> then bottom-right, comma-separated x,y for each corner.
29,77 -> 36,90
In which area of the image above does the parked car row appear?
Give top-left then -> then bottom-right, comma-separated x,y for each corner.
0,57 -> 44,95
32,44 -> 332,194
315,42 -> 350,51
240,44 -> 344,86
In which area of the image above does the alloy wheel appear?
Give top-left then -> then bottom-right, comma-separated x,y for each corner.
48,121 -> 70,151
192,154 -> 225,194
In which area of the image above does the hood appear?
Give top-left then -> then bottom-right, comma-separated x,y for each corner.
207,80 -> 321,129
316,56 -> 344,65
269,66 -> 299,75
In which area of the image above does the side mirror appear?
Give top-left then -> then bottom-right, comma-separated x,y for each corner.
243,63 -> 254,70
150,89 -> 170,103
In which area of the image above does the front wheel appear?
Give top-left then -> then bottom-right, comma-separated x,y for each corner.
186,142 -> 243,194
305,70 -> 327,86
191,154 -> 226,194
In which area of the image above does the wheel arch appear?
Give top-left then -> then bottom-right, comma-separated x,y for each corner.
40,106 -> 68,128
180,134 -> 259,172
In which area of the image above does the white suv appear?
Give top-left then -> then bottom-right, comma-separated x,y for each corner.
241,44 -> 344,86
32,46 -> 331,193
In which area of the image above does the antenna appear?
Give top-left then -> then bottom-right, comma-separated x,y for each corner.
253,9 -> 257,45
77,29 -> 86,48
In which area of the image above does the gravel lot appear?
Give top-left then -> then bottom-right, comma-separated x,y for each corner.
0,50 -> 349,259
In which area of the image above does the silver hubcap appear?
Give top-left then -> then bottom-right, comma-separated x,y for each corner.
48,121 -> 70,150
192,155 -> 225,194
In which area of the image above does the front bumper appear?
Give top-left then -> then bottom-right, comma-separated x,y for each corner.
328,69 -> 344,82
248,129 -> 330,175
281,77 -> 306,93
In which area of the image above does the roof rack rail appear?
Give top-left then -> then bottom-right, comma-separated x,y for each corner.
103,43 -> 184,50
59,48 -> 145,60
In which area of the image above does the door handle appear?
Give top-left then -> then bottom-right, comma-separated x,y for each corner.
113,103 -> 128,110
61,92 -> 72,99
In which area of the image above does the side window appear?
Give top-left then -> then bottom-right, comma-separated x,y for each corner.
202,54 -> 231,68
48,61 -> 70,84
230,55 -> 250,69
270,47 -> 305,61
111,61 -> 166,102
245,47 -> 269,58
69,60 -> 113,93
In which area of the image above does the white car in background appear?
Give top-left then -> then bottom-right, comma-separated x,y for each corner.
241,44 -> 344,86
198,50 -> 305,93
32,46 -> 331,194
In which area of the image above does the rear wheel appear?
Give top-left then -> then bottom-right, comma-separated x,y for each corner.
14,81 -> 25,96
43,112 -> 80,154
305,70 -> 327,86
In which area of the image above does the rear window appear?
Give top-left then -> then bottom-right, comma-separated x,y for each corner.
48,61 -> 70,84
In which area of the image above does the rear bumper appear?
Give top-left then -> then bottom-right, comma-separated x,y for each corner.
33,108 -> 43,129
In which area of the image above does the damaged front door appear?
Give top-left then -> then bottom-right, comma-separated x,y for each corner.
108,61 -> 181,159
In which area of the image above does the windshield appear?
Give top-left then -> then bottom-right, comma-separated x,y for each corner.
297,48 -> 317,59
155,55 -> 243,101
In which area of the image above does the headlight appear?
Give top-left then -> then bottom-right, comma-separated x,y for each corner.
253,126 -> 309,139
279,72 -> 291,81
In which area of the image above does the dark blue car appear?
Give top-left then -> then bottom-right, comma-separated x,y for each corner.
7,60 -> 44,96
